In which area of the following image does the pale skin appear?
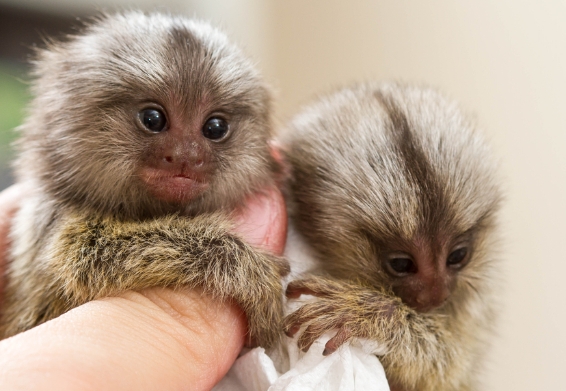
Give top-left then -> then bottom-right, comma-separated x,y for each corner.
0,184 -> 287,391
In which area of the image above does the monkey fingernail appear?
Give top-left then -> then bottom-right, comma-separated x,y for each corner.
301,340 -> 316,353
324,327 -> 350,354
322,347 -> 335,356
285,324 -> 300,337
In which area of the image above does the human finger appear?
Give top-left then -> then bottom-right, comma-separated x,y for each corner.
0,287 -> 247,391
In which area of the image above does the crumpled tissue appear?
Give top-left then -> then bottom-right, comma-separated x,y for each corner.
213,331 -> 389,391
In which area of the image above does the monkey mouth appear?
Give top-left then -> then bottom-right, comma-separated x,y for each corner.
139,169 -> 209,204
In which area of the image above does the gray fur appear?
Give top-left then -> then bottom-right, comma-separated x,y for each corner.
15,11 -> 275,218
282,82 -> 501,390
2,12 -> 286,348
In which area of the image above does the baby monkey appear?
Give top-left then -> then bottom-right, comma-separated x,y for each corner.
0,12 -> 288,347
281,82 -> 501,391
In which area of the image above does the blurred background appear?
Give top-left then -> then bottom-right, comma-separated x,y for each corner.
1,0 -> 565,389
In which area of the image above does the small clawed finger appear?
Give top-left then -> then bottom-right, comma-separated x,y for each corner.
297,324 -> 323,352
286,284 -> 318,299
283,301 -> 331,330
286,278 -> 337,298
323,327 -> 352,356
284,323 -> 301,337
297,316 -> 344,353
283,308 -> 308,337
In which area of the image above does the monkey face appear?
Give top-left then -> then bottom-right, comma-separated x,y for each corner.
378,233 -> 474,312
17,12 -> 275,218
135,105 -> 227,204
285,82 -> 500,313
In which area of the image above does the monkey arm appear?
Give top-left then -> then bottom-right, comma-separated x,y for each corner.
3,213 -> 288,347
284,277 -> 462,391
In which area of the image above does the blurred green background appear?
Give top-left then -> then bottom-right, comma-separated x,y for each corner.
0,63 -> 28,190
0,2 -> 79,191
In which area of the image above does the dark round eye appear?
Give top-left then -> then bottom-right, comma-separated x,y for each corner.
387,257 -> 417,275
140,108 -> 167,133
447,247 -> 468,267
202,117 -> 229,140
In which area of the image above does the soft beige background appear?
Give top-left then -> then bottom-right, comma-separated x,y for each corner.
3,0 -> 566,389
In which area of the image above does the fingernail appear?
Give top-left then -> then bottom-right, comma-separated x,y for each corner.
285,325 -> 300,337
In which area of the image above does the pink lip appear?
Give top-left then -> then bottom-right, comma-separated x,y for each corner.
139,168 -> 209,204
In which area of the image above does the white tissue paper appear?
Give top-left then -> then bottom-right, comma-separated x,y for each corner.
212,224 -> 390,391
213,332 -> 389,391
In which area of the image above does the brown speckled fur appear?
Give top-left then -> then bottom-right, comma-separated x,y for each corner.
281,82 -> 501,390
1,12 -> 287,348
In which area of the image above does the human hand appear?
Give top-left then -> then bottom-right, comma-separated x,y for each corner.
0,184 -> 287,391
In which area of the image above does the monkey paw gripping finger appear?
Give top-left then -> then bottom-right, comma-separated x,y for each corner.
284,298 -> 354,355
284,278 -> 398,355
231,252 -> 288,348
241,277 -> 285,348
51,215 -> 288,349
245,293 -> 284,348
